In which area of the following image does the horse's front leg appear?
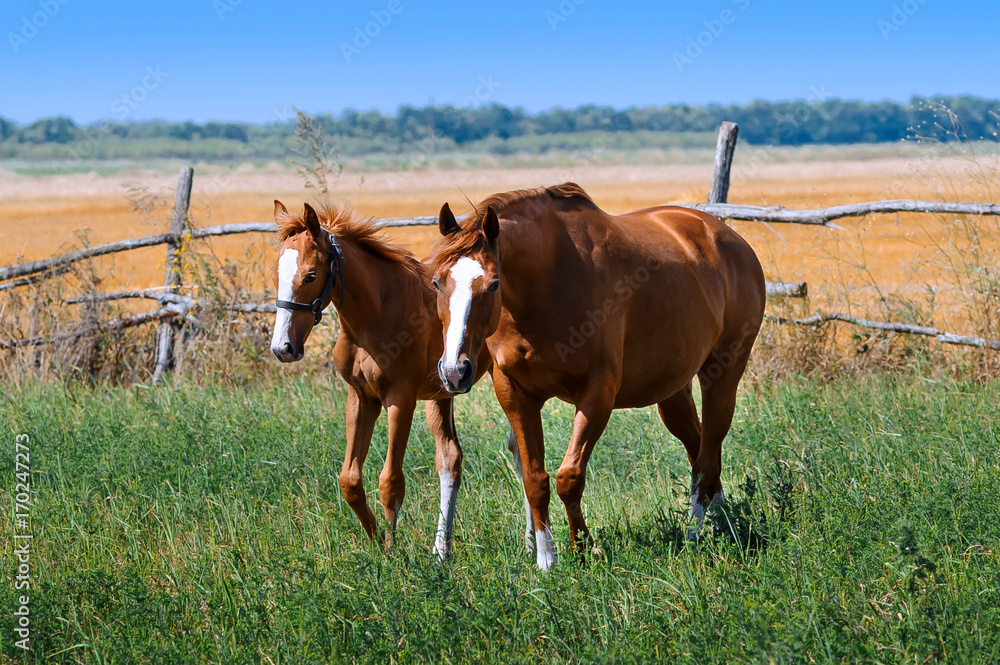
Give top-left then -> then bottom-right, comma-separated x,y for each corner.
425,398 -> 463,560
379,394 -> 416,546
506,428 -> 535,555
556,382 -> 615,557
339,386 -> 382,539
493,370 -> 554,570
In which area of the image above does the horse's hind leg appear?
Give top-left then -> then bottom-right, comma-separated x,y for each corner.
339,386 -> 382,540
690,347 -> 752,536
506,427 -> 535,555
656,381 -> 702,465
426,398 -> 463,560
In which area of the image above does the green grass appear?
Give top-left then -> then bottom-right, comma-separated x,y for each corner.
1,374 -> 999,663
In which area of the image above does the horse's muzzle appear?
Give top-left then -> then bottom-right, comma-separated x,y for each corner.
272,341 -> 303,363
439,358 -> 474,394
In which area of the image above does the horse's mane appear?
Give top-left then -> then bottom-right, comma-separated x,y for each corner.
277,200 -> 423,278
430,183 -> 595,270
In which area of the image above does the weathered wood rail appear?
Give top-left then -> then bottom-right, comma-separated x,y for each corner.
768,312 -> 1000,351
2,123 -> 999,370
5,201 -> 999,284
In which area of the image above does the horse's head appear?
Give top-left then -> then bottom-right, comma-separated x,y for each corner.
270,200 -> 342,363
431,203 -> 502,394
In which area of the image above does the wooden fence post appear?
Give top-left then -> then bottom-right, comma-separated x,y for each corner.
152,166 -> 194,384
708,121 -> 739,204
706,122 -> 808,299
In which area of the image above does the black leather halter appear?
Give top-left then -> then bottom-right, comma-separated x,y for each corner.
274,231 -> 345,325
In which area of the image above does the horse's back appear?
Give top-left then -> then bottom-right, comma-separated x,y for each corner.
555,202 -> 764,405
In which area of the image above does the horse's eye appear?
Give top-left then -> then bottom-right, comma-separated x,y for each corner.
432,277 -> 441,291
487,280 -> 500,294
303,273 -> 317,284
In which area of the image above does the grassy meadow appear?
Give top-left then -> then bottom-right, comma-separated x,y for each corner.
2,139 -> 1000,663
1,373 -> 999,663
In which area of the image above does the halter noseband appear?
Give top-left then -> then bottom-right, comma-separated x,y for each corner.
275,230 -> 346,325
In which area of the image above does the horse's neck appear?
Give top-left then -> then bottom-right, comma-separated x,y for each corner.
335,242 -> 425,346
497,210 -> 559,310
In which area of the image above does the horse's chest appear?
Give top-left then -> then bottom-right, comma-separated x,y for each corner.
334,343 -> 388,400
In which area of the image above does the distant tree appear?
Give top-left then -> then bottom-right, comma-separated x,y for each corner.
18,116 -> 78,143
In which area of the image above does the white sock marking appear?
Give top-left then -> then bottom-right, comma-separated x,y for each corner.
271,248 -> 299,352
433,469 -> 458,560
443,257 -> 484,371
535,524 -> 556,571
688,485 -> 727,541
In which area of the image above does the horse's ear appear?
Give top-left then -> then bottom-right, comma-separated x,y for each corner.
273,199 -> 288,220
481,206 -> 499,242
302,203 -> 322,238
439,202 -> 460,236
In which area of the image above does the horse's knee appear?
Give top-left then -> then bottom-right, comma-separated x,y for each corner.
522,470 -> 551,507
378,470 -> 405,505
339,469 -> 365,506
438,443 -> 463,476
555,465 -> 585,504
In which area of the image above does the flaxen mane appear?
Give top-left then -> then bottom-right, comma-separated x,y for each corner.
431,183 -> 596,270
277,200 -> 422,277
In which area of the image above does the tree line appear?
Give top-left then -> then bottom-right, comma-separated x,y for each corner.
1,96 -> 996,159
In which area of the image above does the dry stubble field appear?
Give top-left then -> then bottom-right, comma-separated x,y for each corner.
1,145 -> 998,333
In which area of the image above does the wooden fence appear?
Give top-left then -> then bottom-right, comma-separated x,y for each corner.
2,122 -> 1000,378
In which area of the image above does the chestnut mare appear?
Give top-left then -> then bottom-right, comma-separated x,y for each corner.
269,200 -> 492,558
430,184 -> 765,570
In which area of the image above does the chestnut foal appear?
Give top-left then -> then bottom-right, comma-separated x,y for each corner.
270,200 -> 491,557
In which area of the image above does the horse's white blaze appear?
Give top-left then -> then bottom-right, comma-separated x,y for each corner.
535,524 -> 556,571
433,468 -> 458,560
442,257 -> 485,373
270,248 -> 299,353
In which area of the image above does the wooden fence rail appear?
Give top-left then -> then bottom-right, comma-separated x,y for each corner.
2,205 -> 998,284
2,122 -> 1000,370
769,312 -> 1000,351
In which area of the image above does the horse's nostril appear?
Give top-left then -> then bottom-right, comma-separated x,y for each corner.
459,359 -> 471,380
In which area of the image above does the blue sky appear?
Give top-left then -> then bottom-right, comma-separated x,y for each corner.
1,0 -> 997,124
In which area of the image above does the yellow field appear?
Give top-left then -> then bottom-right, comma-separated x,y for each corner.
2,149 -> 998,333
